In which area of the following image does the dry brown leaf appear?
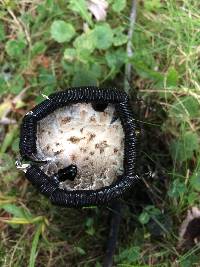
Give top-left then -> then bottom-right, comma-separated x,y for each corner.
87,0 -> 108,21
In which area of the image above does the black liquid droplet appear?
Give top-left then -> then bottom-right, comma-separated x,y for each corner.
92,102 -> 108,112
57,164 -> 77,182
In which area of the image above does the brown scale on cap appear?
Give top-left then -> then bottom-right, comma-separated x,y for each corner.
54,149 -> 64,156
67,136 -> 85,144
95,140 -> 109,154
88,133 -> 96,142
61,117 -> 71,124
80,147 -> 87,153
70,154 -> 77,161
90,116 -> 96,122
114,148 -> 119,154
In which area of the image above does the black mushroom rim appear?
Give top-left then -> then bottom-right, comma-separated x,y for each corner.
19,87 -> 139,207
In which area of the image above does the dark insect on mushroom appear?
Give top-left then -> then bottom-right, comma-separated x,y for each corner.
56,164 -> 77,182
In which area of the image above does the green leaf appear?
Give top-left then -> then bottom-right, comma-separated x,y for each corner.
1,126 -> 18,153
77,48 -> 93,63
147,213 -> 172,238
0,204 -> 32,219
131,47 -> 157,68
72,67 -> 98,87
61,60 -> 75,74
71,62 -> 101,87
63,48 -> 77,62
0,153 -> 14,174
85,217 -> 95,236
168,179 -> 187,198
180,255 -> 199,267
0,22 -> 5,41
113,27 -> 128,46
112,0 -> 126,13
50,20 -> 75,43
11,137 -> 19,153
187,192 -> 199,205
28,224 -> 43,267
9,76 -> 25,95
3,215 -> 46,225
74,246 -> 86,255
38,68 -> 57,87
68,0 -> 93,26
93,23 -> 113,50
31,41 -> 47,57
73,30 -> 97,62
45,0 -> 55,9
138,211 -> 150,225
170,132 -> 199,162
144,0 -> 162,11
180,259 -> 193,267
5,39 -> 26,58
90,63 -> 102,79
190,171 -> 200,191
0,75 -> 7,94
105,49 -> 127,70
166,67 -> 179,87
117,246 -> 140,264
86,226 -> 95,236
73,30 -> 96,53
131,53 -> 164,86
142,205 -> 162,217
35,86 -> 55,104
169,96 -> 200,120
85,217 -> 94,228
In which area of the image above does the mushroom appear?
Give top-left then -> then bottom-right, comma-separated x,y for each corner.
36,102 -> 124,191
18,87 -> 139,208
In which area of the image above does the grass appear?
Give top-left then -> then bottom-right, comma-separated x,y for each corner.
0,0 -> 200,266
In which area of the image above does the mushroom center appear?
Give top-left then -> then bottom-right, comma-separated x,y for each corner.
36,103 -> 124,190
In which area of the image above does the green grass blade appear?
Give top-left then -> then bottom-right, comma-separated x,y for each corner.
28,224 -> 43,267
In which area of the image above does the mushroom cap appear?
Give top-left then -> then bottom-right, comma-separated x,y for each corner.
36,103 -> 124,190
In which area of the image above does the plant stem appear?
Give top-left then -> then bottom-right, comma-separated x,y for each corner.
124,0 -> 137,94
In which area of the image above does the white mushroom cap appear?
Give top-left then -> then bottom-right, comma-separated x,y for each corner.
36,103 -> 124,190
